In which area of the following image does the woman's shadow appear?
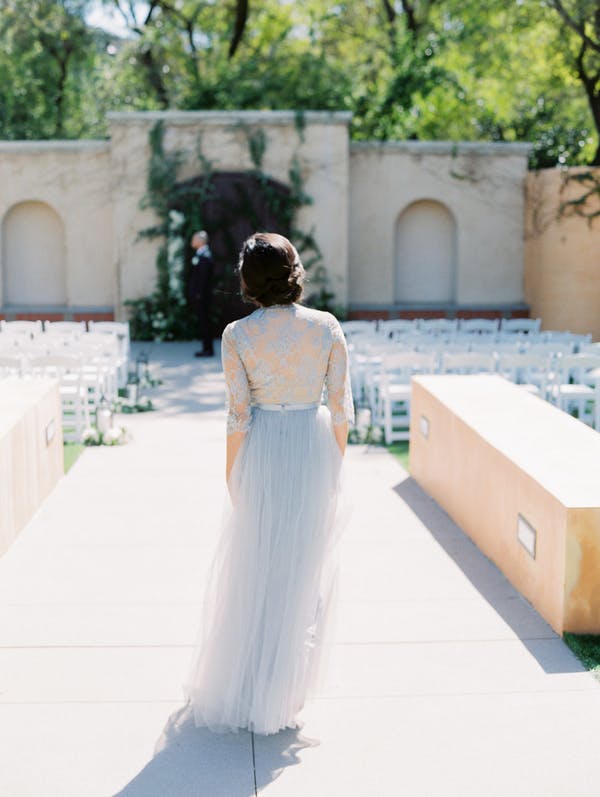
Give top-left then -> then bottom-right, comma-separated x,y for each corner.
112,701 -> 320,797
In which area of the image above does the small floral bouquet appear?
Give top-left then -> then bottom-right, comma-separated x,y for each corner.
347,407 -> 385,445
81,424 -> 130,446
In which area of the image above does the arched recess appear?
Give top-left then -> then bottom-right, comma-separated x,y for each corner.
173,171 -> 292,330
394,199 -> 457,303
2,201 -> 66,305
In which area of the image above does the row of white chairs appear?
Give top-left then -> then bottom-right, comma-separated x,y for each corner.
351,337 -> 598,361
0,322 -> 131,443
0,322 -> 130,391
342,317 -> 543,337
0,319 -> 128,338
351,345 -> 600,444
0,353 -> 119,443
341,318 -> 592,349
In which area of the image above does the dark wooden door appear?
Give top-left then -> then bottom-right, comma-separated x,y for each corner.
173,171 -> 292,334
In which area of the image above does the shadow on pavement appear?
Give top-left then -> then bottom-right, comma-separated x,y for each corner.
393,475 -> 587,676
113,702 -> 319,797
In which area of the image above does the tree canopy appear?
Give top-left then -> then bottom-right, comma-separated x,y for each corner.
0,0 -> 598,167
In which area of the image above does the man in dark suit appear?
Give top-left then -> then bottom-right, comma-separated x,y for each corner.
189,230 -> 215,357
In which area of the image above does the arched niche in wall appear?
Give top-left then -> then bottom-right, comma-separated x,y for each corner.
394,199 -> 457,303
2,200 -> 67,305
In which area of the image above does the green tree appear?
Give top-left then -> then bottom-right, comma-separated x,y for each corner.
413,0 -> 595,167
547,0 -> 600,164
2,0 -> 600,168
0,0 -> 97,138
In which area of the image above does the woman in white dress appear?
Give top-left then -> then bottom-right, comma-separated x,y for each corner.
182,232 -> 354,736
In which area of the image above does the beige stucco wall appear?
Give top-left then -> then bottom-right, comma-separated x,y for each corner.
525,167 -> 600,341
0,119 -> 537,319
0,141 -> 114,308
348,142 -> 530,307
107,111 -> 351,315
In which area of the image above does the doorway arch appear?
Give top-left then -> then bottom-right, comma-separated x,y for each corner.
2,200 -> 66,305
173,171 -> 292,331
394,199 -> 456,303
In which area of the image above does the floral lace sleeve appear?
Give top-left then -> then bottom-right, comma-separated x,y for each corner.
221,323 -> 252,435
325,314 -> 355,426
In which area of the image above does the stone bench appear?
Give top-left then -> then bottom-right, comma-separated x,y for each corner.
0,378 -> 63,556
409,373 -> 600,635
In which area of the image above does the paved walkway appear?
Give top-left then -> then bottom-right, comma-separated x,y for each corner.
1,341 -> 600,797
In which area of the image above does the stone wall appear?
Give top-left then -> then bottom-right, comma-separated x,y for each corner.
0,141 -> 114,318
348,141 -> 531,314
5,112 -> 587,331
525,167 -> 600,341
107,110 -> 351,314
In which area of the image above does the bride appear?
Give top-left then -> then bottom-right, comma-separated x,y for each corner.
182,231 -> 354,735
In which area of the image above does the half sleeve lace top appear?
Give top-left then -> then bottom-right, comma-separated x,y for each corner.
221,303 -> 355,435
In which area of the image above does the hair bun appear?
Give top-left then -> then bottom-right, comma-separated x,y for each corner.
238,232 -> 305,307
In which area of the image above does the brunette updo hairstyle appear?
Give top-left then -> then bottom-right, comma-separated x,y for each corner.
238,232 -> 305,307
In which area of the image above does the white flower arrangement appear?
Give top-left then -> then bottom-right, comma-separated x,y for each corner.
81,424 -> 129,446
166,209 -> 186,303
103,426 -> 126,445
347,407 -> 385,445
81,426 -> 100,445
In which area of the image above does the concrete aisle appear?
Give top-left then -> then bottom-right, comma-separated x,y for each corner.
1,342 -> 599,797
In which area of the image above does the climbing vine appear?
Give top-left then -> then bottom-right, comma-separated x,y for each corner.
557,168 -> 600,226
124,117 -> 343,341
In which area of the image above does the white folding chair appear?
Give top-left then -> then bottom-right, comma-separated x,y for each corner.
83,333 -> 123,400
29,354 -> 90,442
0,334 -> 19,353
43,320 -> 86,335
524,341 -> 575,357
469,339 -> 525,355
547,353 -> 600,427
579,342 -> 600,357
87,322 -> 130,387
340,320 -> 378,338
378,319 -> 418,338
380,351 -> 437,443
0,320 -> 43,338
353,341 -> 401,419
417,318 -> 459,335
440,351 -> 498,375
500,318 -> 541,335
540,330 -> 592,348
0,355 -> 24,378
496,352 -> 552,398
457,318 -> 500,335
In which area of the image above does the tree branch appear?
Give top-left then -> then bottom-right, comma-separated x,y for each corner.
229,0 -> 249,58
381,0 -> 396,26
400,0 -> 419,37
549,0 -> 600,55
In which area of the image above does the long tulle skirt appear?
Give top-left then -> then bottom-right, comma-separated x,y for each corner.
181,403 -> 349,736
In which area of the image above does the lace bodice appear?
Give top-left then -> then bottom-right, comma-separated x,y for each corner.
221,303 -> 355,434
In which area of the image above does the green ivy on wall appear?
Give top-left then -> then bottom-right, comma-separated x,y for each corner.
124,118 -> 345,341
558,169 -> 600,226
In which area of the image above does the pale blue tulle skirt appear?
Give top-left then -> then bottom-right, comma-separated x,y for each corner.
181,402 -> 350,735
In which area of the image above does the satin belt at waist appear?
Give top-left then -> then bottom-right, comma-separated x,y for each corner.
253,401 -> 322,411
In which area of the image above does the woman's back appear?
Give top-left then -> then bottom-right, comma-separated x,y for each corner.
184,234 -> 355,736
222,302 -> 354,432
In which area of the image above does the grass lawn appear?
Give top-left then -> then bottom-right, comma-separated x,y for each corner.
63,443 -> 85,474
386,441 -> 410,471
563,633 -> 600,683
